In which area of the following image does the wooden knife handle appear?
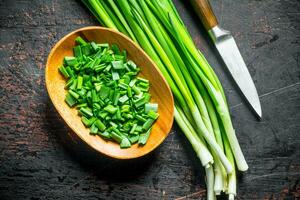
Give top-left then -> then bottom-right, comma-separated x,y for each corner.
189,0 -> 218,31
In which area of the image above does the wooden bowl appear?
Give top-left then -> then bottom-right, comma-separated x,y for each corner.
45,26 -> 174,159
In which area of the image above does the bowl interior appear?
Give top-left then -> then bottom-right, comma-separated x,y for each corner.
46,27 -> 174,159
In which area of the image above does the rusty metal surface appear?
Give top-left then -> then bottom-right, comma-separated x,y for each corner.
0,0 -> 299,199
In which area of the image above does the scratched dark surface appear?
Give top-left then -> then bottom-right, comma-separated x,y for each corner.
0,0 -> 299,199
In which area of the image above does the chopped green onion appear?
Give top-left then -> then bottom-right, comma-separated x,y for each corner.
127,60 -> 137,70
119,95 -> 129,104
90,123 -> 98,135
142,118 -> 155,131
65,93 -> 77,107
104,105 -> 118,114
81,44 -> 93,56
99,86 -> 110,100
113,90 -> 120,105
127,87 -> 132,97
81,116 -> 91,127
73,46 -> 82,58
64,56 -> 77,66
138,128 -> 152,145
80,107 -> 94,117
136,115 -> 147,122
120,137 -> 131,148
59,38 -> 159,148
118,82 -> 129,90
91,42 -> 100,51
111,60 -> 124,69
129,79 -> 137,87
145,103 -> 158,113
65,66 -> 75,77
130,124 -> 137,134
147,110 -> 159,120
129,135 -> 139,143
137,77 -> 149,84
59,66 -> 70,78
110,131 -> 123,143
77,76 -> 83,89
94,119 -> 106,131
112,70 -> 120,80
69,90 -> 80,99
98,131 -> 110,139
75,36 -> 87,45
65,78 -> 74,89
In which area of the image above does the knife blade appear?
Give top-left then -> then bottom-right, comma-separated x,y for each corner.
209,26 -> 262,118
190,0 -> 262,118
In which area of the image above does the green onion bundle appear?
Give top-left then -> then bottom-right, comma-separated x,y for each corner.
81,0 -> 248,199
59,38 -> 159,148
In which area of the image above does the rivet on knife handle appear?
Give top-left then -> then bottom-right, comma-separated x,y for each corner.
189,0 -> 218,31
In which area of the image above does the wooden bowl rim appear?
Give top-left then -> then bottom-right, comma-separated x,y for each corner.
45,26 -> 174,159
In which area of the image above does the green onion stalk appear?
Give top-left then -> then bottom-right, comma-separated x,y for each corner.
80,0 -> 247,199
206,166 -> 216,200
148,0 -> 247,172
132,2 -> 227,193
175,105 -> 215,199
131,6 -> 233,174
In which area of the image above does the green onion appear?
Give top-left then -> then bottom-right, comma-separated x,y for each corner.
59,66 -> 70,78
73,46 -> 82,58
129,135 -> 139,143
75,36 -> 88,45
65,66 -> 75,77
77,76 -> 83,89
104,105 -> 117,114
80,0 -> 248,198
80,107 -> 93,118
69,90 -> 80,99
94,119 -> 106,132
107,0 -> 137,42
120,137 -> 131,148
65,93 -> 77,107
90,123 -> 98,135
112,70 -> 120,80
99,131 -> 111,139
138,128 -> 152,145
145,103 -> 158,113
64,56 -> 77,66
58,38 -> 159,148
81,116 -> 91,127
99,86 -> 110,100
142,118 -> 154,131
136,115 -> 146,123
110,131 -> 123,143
147,110 -> 159,120
111,60 -> 124,69
119,95 -> 129,104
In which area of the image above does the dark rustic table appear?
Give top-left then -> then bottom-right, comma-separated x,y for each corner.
1,0 -> 299,199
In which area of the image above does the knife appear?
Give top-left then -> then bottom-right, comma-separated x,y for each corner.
189,0 -> 262,118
